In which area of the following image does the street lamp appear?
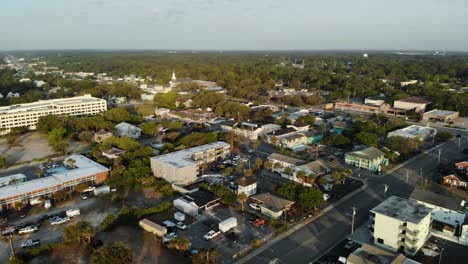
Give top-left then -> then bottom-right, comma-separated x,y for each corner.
438,248 -> 444,264
351,207 -> 357,234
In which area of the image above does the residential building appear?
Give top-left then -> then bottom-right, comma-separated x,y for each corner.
347,243 -> 421,264
102,147 -> 126,160
280,133 -> 308,150
288,159 -> 330,186
302,130 -> 324,144
251,193 -> 294,219
93,130 -> 113,144
443,174 -> 467,188
221,121 -> 280,140
393,97 -> 431,112
234,177 -> 257,196
115,122 -> 141,139
455,161 -> 468,175
173,189 -> 221,216
387,125 -> 437,141
267,153 -> 305,174
370,196 -> 432,256
345,147 -> 389,173
0,155 -> 109,211
422,109 -> 459,123
0,94 -> 107,134
410,188 -> 466,238
150,142 -> 230,185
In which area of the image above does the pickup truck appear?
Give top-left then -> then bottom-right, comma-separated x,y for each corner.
163,232 -> 177,243
203,230 -> 220,240
21,239 -> 40,248
19,226 -> 38,234
50,216 -> 70,226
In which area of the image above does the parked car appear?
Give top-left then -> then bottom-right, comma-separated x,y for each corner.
323,193 -> 331,201
344,240 -> 357,249
176,222 -> 187,230
163,232 -> 177,243
21,239 -> 40,248
252,218 -> 265,227
66,209 -> 80,218
50,216 -> 70,226
204,230 -> 220,240
249,203 -> 261,210
19,226 -> 38,234
80,193 -> 88,200
162,220 -> 176,228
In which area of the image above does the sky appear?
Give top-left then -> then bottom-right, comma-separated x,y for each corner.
1,0 -> 467,51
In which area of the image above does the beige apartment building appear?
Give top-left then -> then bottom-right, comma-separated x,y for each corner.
0,94 -> 107,134
370,196 -> 432,256
150,141 -> 230,185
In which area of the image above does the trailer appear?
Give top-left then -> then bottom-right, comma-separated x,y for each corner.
139,218 -> 167,238
93,185 -> 110,196
66,209 -> 80,218
218,217 -> 237,233
174,212 -> 185,222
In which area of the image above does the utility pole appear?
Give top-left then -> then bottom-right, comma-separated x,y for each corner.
384,184 -> 389,197
438,248 -> 444,264
351,207 -> 357,234
458,137 -> 461,152
420,168 -> 423,186
438,149 -> 441,164
8,234 -> 14,257
406,169 -> 409,184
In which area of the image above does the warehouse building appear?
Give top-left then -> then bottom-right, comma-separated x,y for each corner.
0,155 -> 109,211
0,94 -> 107,134
422,109 -> 459,123
393,97 -> 431,113
150,141 -> 230,185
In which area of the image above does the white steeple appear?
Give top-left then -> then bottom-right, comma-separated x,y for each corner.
171,70 -> 177,81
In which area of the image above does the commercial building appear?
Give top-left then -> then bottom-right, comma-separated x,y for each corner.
251,193 -> 294,219
393,97 -> 431,112
345,147 -> 389,173
370,196 -> 432,256
334,102 -> 408,117
150,141 -> 230,185
173,189 -> 221,216
0,174 -> 26,187
0,94 -> 107,134
387,125 -> 437,141
422,109 -> 459,123
0,155 -> 109,211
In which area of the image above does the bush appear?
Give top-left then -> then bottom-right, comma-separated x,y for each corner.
100,214 -> 117,231
437,131 -> 454,141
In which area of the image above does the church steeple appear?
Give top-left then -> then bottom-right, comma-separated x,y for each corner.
171,70 -> 177,81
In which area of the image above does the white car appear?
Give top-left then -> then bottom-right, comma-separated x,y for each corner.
203,230 -> 220,240
21,239 -> 40,248
249,203 -> 261,210
176,222 -> 187,230
19,226 -> 38,234
162,220 -> 176,228
163,232 -> 177,243
51,217 -> 70,226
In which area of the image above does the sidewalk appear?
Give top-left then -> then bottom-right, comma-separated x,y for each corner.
234,177 -> 368,264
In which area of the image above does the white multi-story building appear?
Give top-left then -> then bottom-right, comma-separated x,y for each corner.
0,94 -> 107,134
370,196 -> 432,256
150,142 -> 230,185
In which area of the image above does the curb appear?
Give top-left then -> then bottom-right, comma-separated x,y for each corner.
234,179 -> 368,264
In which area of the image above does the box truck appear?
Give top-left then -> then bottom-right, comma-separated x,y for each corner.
66,209 -> 81,218
218,217 -> 237,233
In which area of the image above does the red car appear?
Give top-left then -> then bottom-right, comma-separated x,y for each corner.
252,218 -> 265,227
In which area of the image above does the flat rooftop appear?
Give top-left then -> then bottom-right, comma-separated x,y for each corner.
388,125 -> 436,138
424,109 -> 459,117
0,173 -> 27,187
0,94 -> 105,115
410,188 -> 464,212
371,196 -> 432,224
0,155 -> 109,201
151,141 -> 230,168
268,153 -> 305,166
395,97 -> 431,104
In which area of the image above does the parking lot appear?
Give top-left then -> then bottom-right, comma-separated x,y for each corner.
145,204 -> 274,263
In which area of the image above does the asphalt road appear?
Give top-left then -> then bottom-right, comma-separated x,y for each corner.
238,133 -> 468,264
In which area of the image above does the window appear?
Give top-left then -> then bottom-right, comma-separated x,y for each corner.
377,238 -> 384,244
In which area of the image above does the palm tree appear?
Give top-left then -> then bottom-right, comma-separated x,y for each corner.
237,192 -> 248,212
